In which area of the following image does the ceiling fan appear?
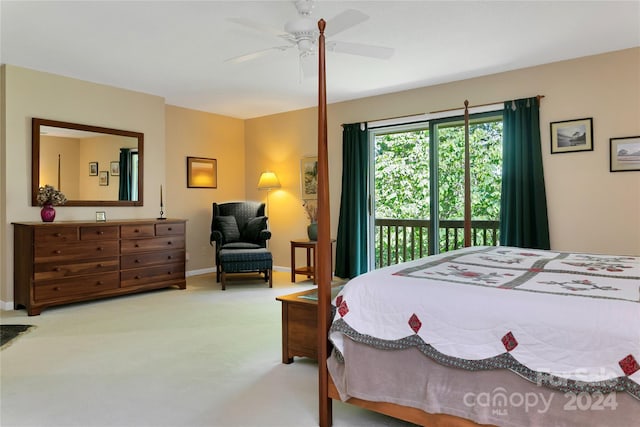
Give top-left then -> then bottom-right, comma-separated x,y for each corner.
226,0 -> 394,77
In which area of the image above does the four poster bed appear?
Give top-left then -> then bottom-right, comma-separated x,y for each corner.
313,20 -> 640,427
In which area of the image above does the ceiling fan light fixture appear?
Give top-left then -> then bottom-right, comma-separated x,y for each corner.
297,38 -> 315,53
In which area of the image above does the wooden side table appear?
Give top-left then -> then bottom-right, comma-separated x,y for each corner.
290,239 -> 335,284
276,285 -> 343,363
276,288 -> 318,363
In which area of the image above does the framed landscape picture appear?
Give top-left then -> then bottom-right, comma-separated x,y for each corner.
89,162 -> 98,176
550,118 -> 593,154
98,171 -> 109,186
300,156 -> 318,199
610,136 -> 640,172
110,161 -> 120,176
187,157 -> 217,188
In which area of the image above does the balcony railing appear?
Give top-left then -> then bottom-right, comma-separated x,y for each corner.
374,218 -> 500,268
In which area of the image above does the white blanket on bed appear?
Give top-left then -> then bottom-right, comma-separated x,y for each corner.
330,246 -> 640,387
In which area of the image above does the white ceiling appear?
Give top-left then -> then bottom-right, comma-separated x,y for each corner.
2,1 -> 639,119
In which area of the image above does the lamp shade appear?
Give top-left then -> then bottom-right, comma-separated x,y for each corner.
257,171 -> 281,190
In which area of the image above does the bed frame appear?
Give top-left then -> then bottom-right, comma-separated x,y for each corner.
313,19 -> 488,427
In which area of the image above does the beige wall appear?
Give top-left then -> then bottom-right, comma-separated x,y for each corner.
39,135 -> 80,198
245,47 -> 640,268
164,105 -> 245,275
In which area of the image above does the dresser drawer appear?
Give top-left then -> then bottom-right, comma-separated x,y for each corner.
121,224 -> 155,238
120,263 -> 185,287
156,222 -> 185,236
35,240 -> 120,263
80,226 -> 119,240
34,272 -> 120,301
120,236 -> 185,253
34,226 -> 79,243
34,258 -> 119,281
121,249 -> 185,270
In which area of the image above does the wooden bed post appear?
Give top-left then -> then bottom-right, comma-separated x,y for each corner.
463,100 -> 471,247
316,18 -> 333,427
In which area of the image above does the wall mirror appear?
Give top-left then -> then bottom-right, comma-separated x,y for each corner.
32,118 -> 144,207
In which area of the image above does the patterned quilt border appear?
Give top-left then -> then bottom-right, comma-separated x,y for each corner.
330,318 -> 640,400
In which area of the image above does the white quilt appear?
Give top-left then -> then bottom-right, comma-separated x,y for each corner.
330,246 -> 640,393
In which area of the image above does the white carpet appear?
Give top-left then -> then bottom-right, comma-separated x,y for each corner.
0,272 -> 414,427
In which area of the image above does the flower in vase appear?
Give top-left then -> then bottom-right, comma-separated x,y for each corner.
303,199 -> 318,223
37,185 -> 67,206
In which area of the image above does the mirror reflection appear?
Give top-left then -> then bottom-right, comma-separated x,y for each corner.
32,118 -> 144,207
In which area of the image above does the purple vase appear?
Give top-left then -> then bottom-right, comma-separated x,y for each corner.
40,205 -> 56,222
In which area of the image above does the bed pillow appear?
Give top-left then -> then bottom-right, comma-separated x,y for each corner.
242,216 -> 268,242
215,216 -> 241,242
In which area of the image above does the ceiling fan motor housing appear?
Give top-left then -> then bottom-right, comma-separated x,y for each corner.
284,16 -> 317,53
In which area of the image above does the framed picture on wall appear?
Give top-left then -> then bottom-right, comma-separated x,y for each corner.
89,162 -> 98,176
187,157 -> 217,188
610,136 -> 640,172
98,171 -> 109,186
300,156 -> 318,199
550,118 -> 593,154
110,161 -> 120,176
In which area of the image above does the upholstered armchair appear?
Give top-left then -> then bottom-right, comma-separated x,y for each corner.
210,201 -> 271,282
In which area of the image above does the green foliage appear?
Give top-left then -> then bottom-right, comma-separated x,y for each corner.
437,120 -> 503,220
375,129 -> 430,219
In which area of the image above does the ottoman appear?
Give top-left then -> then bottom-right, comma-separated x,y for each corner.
218,248 -> 273,290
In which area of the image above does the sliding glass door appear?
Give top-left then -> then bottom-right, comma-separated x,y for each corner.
370,112 -> 502,269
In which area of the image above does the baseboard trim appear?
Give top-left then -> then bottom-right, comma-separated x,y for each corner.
186,267 -> 216,277
1,300 -> 14,311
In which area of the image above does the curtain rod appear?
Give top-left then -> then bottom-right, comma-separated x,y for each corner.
429,95 -> 545,115
340,95 -> 545,127
340,112 -> 425,127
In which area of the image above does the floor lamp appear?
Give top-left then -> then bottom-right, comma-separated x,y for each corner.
257,171 -> 281,219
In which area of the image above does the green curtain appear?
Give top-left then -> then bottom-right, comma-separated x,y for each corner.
500,97 -> 550,249
335,123 -> 369,278
118,148 -> 132,201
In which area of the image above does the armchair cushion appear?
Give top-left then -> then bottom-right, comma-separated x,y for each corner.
242,216 -> 268,242
215,215 -> 241,242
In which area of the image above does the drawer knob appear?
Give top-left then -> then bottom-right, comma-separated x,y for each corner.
54,233 -> 62,237
54,267 -> 61,272
97,263 -> 103,268
134,229 -> 140,233
168,227 -> 173,231
134,259 -> 140,263
167,255 -> 172,260
53,287 -> 60,291
134,275 -> 140,280
54,250 -> 61,254
97,247 -> 103,251
96,281 -> 103,286
98,231 -> 104,235
167,241 -> 172,245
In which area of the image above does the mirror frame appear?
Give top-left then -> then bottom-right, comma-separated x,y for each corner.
32,118 -> 144,207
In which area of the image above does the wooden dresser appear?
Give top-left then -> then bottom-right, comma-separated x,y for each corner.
13,219 -> 186,315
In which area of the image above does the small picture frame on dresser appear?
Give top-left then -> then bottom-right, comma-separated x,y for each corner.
96,211 -> 106,222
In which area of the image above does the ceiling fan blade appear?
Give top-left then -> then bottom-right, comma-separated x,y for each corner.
225,46 -> 292,64
227,17 -> 289,38
325,9 -> 369,37
326,41 -> 394,59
